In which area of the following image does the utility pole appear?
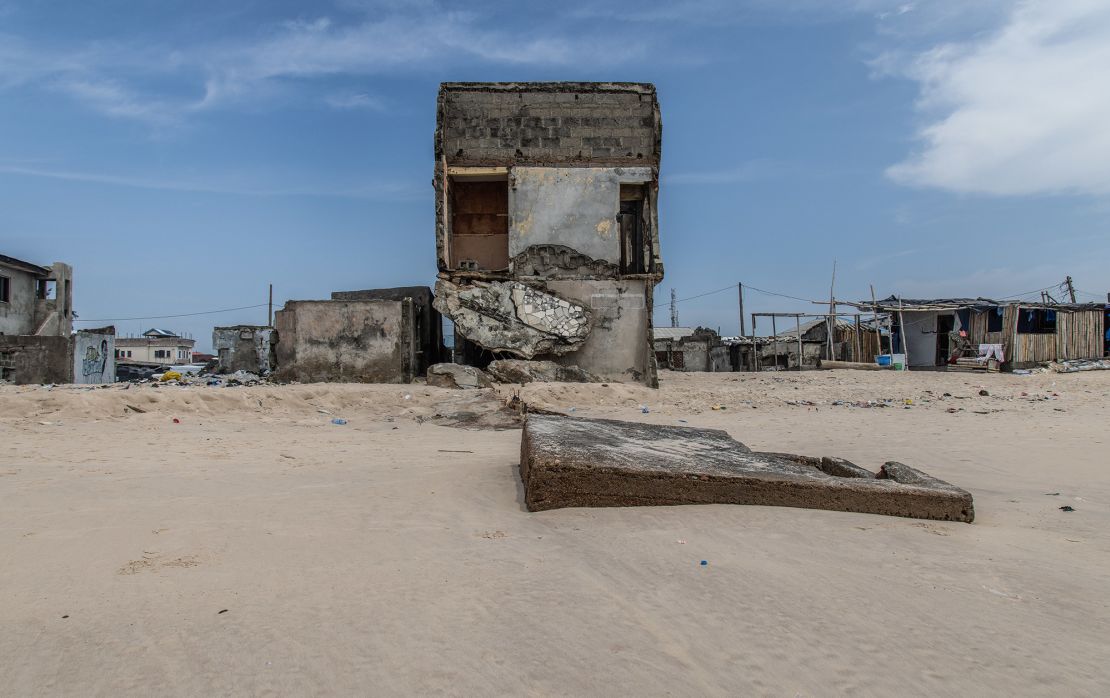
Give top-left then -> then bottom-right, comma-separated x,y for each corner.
826,260 -> 837,359
268,284 -> 273,327
737,282 -> 745,337
670,288 -> 678,328
1065,276 -> 1076,303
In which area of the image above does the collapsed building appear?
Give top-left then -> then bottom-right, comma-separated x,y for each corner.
432,82 -> 664,386
0,253 -> 114,384
273,286 -> 443,383
653,327 -> 731,372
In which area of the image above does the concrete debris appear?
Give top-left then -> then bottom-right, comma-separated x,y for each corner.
520,414 -> 974,522
487,359 -> 601,385
433,279 -> 592,358
426,363 -> 493,389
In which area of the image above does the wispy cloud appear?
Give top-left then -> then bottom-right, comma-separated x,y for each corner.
0,5 -> 645,126
0,162 -> 424,200
665,159 -> 796,185
325,91 -> 386,111
886,0 -> 1110,196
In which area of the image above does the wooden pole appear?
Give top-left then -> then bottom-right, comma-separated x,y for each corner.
749,315 -> 757,371
1065,276 -> 1077,303
827,260 -> 837,360
898,296 -> 909,370
796,315 -> 803,370
738,282 -> 745,337
854,315 -> 862,363
771,315 -> 778,370
268,284 -> 273,327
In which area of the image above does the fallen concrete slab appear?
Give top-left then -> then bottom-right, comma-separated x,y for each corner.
520,415 -> 974,522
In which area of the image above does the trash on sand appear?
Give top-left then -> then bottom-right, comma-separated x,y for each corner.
640,405 -> 650,414
1059,505 -> 1075,512
161,371 -> 182,382
331,418 -> 348,425
700,560 -> 708,566
676,539 -> 687,544
978,389 -> 990,396
404,394 -> 412,400
172,418 -> 180,424
1045,492 -> 1061,496
125,404 -> 146,414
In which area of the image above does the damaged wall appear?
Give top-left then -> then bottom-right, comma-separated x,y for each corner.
0,335 -> 72,384
213,326 -> 275,374
508,167 -> 653,266
73,327 -> 116,384
273,300 -> 416,384
433,82 -> 664,386
331,286 -> 444,374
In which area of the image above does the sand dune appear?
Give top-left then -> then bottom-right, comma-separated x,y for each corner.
1,370 -> 1108,695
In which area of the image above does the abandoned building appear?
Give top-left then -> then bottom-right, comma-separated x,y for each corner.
0,254 -> 114,384
115,328 -> 196,365
273,286 -> 443,383
746,317 -> 886,370
653,327 -> 731,372
432,82 -> 664,386
0,254 -> 72,337
859,297 -> 1107,370
213,325 -> 275,374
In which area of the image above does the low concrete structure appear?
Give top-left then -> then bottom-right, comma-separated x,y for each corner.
0,326 -> 115,384
520,415 -> 974,522
426,363 -> 493,389
273,286 -> 443,384
213,325 -> 275,374
654,327 -> 731,372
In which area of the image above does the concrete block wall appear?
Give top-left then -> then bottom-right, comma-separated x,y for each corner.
437,83 -> 661,167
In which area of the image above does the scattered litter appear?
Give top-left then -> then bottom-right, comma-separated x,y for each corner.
161,371 -> 182,382
331,418 -> 348,425
1045,492 -> 1060,496
125,404 -> 146,414
699,560 -> 708,566
61,615 -> 69,619
438,449 -> 474,453
676,539 -> 687,544
316,409 -> 331,415
217,609 -> 229,614
568,407 -> 576,412
404,394 -> 412,400
978,389 -> 989,396
1059,505 -> 1075,512
711,404 -> 727,410
172,418 -> 180,424
677,419 -> 688,423
640,405 -> 650,414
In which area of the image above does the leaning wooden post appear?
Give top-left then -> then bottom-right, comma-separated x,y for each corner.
749,315 -> 757,371
854,314 -> 862,362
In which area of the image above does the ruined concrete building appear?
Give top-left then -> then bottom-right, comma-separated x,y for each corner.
273,286 -> 443,383
212,325 -> 275,374
0,253 -> 114,384
433,82 -> 664,386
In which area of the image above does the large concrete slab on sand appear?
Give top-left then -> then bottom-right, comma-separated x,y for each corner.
520,415 -> 974,522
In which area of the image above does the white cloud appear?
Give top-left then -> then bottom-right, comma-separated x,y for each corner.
0,162 -> 423,200
325,92 -> 386,111
887,0 -> 1110,196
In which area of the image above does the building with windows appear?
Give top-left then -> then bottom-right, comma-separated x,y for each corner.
432,82 -> 664,386
115,328 -> 195,365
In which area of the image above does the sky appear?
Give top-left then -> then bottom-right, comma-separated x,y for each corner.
2,0 -> 1109,350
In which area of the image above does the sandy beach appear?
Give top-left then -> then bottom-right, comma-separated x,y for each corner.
2,369 -> 1108,696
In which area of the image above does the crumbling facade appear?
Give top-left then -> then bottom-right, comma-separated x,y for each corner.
0,254 -> 81,384
273,287 -> 443,383
213,325 -> 275,374
0,254 -> 73,338
433,82 -> 664,386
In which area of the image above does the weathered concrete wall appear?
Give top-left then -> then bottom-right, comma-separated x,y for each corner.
507,167 -> 652,267
213,326 -> 274,374
0,266 -> 38,335
34,263 -> 73,336
438,82 -> 661,167
73,328 -> 115,384
274,300 -> 414,383
546,279 -> 654,385
0,335 -> 72,384
331,286 -> 443,373
709,346 -> 732,372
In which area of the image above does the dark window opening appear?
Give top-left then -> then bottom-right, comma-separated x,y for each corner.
1017,308 -> 1057,334
0,275 -> 9,303
619,184 -> 648,274
987,306 -> 1003,333
35,279 -> 56,300
449,178 -> 509,271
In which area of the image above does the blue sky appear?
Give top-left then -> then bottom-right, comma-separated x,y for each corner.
2,0 -> 1108,350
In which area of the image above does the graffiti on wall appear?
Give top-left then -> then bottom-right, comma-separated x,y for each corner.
73,332 -> 116,384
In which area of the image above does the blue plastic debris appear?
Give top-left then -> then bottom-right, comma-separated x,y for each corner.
700,560 -> 708,566
331,418 -> 348,425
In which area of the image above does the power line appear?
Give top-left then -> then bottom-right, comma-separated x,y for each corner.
652,284 -> 735,309
74,303 -> 269,323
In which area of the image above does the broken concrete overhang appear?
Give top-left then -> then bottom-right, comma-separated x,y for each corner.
520,415 -> 974,522
434,278 -> 592,359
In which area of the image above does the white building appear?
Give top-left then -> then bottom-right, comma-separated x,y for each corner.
115,328 -> 195,364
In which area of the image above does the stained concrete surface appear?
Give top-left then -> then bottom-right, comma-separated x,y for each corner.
521,414 -> 974,521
